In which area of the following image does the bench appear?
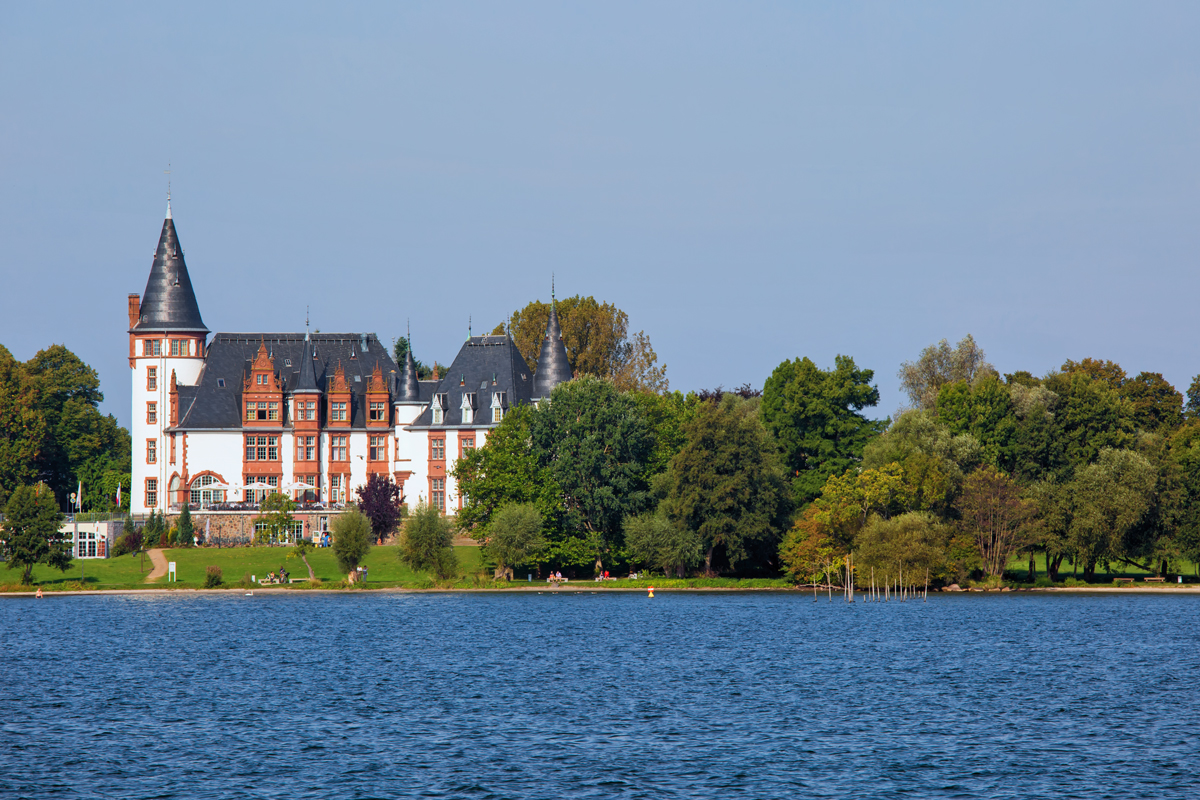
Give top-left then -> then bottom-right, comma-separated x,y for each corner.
1143,577 -> 1166,583
1114,578 -> 1135,585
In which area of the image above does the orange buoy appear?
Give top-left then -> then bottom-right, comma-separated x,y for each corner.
648,586 -> 654,598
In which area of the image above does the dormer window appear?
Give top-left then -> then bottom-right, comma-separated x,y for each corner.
461,393 -> 475,425
491,391 -> 506,424
432,406 -> 442,425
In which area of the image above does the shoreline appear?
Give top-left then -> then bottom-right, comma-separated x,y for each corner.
4,585 -> 1200,597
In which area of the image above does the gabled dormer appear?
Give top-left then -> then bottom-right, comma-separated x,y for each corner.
431,392 -> 449,425
327,361 -> 352,428
460,392 -> 477,425
367,363 -> 390,427
243,341 -> 283,426
490,390 -> 507,424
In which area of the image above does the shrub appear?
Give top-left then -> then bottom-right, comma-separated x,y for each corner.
204,566 -> 223,588
111,534 -> 132,557
1034,576 -> 1054,588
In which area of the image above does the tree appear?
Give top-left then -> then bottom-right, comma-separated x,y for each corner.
629,389 -> 701,480
0,345 -> 46,504
898,334 -> 995,411
256,493 -> 295,545
1121,372 -> 1183,434
399,502 -> 458,579
502,296 -> 667,391
1066,448 -> 1156,580
356,473 -> 404,544
956,467 -> 1035,578
392,336 -> 439,380
331,508 -> 372,574
485,503 -> 545,579
854,512 -> 954,587
291,538 -> 316,580
761,354 -> 886,506
2,483 -> 68,584
778,507 -> 846,585
176,503 -> 194,547
663,394 -> 792,574
530,376 -> 653,571
452,403 -> 563,542
1186,375 -> 1200,420
623,510 -> 703,577
1043,370 -> 1136,472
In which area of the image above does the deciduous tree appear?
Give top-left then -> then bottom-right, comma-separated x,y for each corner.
898,334 -> 995,411
2,483 -> 68,584
623,510 -> 703,577
663,394 -> 792,574
399,502 -> 457,579
331,508 -> 372,574
356,473 -> 404,544
956,466 -> 1035,577
256,493 -> 295,545
485,503 -> 544,579
761,354 -> 886,506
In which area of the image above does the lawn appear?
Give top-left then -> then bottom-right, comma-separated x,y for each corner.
2,545 -> 483,591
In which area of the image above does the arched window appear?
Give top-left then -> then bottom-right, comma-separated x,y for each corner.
189,475 -> 225,508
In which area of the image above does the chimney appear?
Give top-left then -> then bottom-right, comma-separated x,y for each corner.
128,294 -> 141,328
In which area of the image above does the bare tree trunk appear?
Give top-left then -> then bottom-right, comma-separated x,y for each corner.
302,553 -> 315,580
704,546 -> 715,577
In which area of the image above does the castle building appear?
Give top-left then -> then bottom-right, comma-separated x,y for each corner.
128,201 -> 570,523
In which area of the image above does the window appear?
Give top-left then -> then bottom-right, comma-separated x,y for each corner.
431,478 -> 444,512
432,406 -> 442,424
461,438 -> 475,458
147,402 -> 157,424
331,436 -> 348,461
146,439 -> 157,464
431,438 -> 445,460
370,435 -> 386,461
370,402 -> 386,421
331,402 -> 347,421
268,402 -> 279,421
146,478 -> 157,507
330,474 -> 344,502
303,401 -> 316,421
190,475 -> 225,507
268,476 -> 279,492
245,436 -> 279,461
294,475 -> 318,502
297,436 -> 316,461
256,374 -> 267,385
493,407 -> 503,423
143,339 -> 161,357
147,367 -> 157,391
170,339 -> 182,357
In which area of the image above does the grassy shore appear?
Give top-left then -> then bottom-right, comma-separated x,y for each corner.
3,544 -> 1197,593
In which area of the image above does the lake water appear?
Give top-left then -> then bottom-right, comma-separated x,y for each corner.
2,591 -> 1198,799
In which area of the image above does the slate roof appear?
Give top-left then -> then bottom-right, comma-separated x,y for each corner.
398,347 -> 421,402
174,332 -> 405,430
131,203 -> 209,333
532,303 -> 572,399
408,334 -> 533,429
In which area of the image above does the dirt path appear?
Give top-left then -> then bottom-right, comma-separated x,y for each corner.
144,549 -> 168,582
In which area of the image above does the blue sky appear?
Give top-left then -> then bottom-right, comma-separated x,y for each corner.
2,2 -> 1199,429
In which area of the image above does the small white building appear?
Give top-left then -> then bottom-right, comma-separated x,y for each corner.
61,520 -> 123,559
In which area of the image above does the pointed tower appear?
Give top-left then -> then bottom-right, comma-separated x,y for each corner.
129,198 -> 209,513
532,291 -> 572,400
398,345 -> 421,401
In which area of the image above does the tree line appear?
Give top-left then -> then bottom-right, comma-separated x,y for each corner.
454,334 -> 1200,584
0,344 -> 130,511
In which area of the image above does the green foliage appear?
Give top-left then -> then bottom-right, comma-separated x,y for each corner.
392,336 -> 437,380
453,403 -> 563,538
623,510 -> 703,577
664,394 -> 792,573
204,566 -> 223,588
1043,368 -> 1136,472
761,354 -> 886,506
778,510 -> 845,584
1066,448 -> 1156,579
2,483 -> 68,583
898,334 -> 995,411
256,493 -> 295,545
955,466 -> 1035,577
629,389 -> 701,479
854,512 -> 955,585
485,503 -> 545,577
331,508 -> 373,573
1122,372 -> 1184,433
530,376 -> 652,566
399,502 -> 458,579
176,504 -> 194,547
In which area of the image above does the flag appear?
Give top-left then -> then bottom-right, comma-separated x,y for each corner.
116,483 -> 122,507
77,481 -> 83,511
205,517 -> 210,544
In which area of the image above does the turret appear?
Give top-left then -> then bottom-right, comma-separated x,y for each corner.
532,293 -> 572,400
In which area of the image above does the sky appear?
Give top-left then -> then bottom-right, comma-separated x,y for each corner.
2,1 -> 1199,430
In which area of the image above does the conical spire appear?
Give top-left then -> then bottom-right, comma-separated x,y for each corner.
295,336 -> 320,393
399,344 -> 421,401
132,204 -> 207,332
532,300 -> 571,398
